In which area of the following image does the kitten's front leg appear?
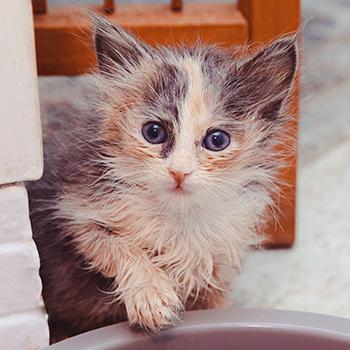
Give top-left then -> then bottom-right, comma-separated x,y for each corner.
121,263 -> 182,331
72,225 -> 182,331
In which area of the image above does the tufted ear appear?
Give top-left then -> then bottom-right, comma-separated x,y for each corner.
226,37 -> 298,121
241,37 -> 297,120
94,17 -> 155,75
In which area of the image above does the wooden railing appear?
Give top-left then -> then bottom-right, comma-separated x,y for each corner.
32,0 -> 182,14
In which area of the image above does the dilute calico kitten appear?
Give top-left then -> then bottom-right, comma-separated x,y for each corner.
28,17 -> 297,342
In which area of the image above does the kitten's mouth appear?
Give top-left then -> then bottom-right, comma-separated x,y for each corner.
171,185 -> 188,195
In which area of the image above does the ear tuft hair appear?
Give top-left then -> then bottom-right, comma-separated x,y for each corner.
242,37 -> 297,90
94,16 -> 155,75
233,36 -> 298,121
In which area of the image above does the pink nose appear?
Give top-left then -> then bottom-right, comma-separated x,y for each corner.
168,169 -> 191,187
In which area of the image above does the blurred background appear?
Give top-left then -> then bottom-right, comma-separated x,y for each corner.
233,0 -> 350,316
39,0 -> 350,317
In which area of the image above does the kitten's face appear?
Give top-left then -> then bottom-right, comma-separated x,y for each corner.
94,19 -> 297,209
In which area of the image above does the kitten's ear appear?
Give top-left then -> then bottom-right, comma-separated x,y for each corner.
237,37 -> 297,120
94,17 -> 154,75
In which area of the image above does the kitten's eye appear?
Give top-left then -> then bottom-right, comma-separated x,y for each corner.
142,122 -> 167,144
203,130 -> 230,151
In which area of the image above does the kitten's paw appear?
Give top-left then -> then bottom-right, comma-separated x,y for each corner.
125,283 -> 182,332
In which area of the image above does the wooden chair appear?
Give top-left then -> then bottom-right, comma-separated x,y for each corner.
32,0 -> 300,247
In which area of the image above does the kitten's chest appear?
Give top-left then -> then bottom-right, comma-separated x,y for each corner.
101,191 -> 253,268
110,197 -> 237,260
105,197 -> 242,295
122,202 -> 220,240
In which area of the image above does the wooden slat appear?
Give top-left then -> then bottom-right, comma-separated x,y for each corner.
103,0 -> 115,14
171,0 -> 183,12
32,0 -> 47,14
238,0 -> 300,42
239,0 -> 301,247
34,3 -> 248,75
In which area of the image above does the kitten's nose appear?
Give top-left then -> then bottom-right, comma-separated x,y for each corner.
168,169 -> 192,187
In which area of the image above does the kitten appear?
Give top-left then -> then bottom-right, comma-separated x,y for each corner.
28,16 -> 297,342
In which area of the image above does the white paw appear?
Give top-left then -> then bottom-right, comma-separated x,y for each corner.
124,282 -> 182,332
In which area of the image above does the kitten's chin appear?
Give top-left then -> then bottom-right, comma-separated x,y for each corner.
156,180 -> 196,198
163,183 -> 194,197
170,187 -> 189,195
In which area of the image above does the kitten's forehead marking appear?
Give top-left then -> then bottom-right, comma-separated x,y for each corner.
176,57 -> 210,150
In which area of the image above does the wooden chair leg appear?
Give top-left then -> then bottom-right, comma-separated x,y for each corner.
103,0 -> 115,14
238,0 -> 301,247
238,0 -> 300,42
32,0 -> 47,14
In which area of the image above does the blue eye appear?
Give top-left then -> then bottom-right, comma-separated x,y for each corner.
142,122 -> 167,144
203,129 -> 230,151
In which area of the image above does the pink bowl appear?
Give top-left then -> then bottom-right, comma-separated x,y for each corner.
46,308 -> 350,350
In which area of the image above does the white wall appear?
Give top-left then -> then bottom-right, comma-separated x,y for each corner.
0,1 -> 49,349
0,1 -> 43,184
